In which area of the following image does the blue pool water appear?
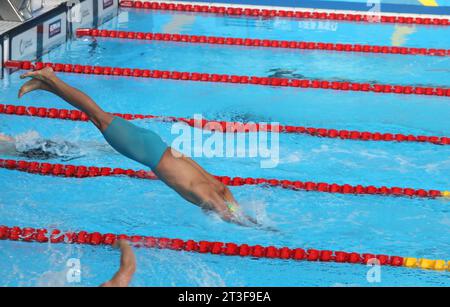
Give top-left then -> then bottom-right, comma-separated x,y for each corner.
0,8 -> 450,286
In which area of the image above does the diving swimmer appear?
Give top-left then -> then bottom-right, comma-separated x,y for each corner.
17,67 -> 252,225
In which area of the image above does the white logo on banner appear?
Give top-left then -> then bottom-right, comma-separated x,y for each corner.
48,19 -> 62,38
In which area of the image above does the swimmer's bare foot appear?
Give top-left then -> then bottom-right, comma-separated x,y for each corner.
18,67 -> 58,98
18,78 -> 53,98
20,66 -> 56,83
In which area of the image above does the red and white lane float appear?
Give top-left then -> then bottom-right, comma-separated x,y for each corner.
0,158 -> 448,199
1,104 -> 449,146
76,28 -> 450,57
1,225 -> 449,272
119,1 -> 450,27
5,60 -> 450,98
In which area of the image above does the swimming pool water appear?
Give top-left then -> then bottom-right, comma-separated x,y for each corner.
0,8 -> 449,286
110,10 -> 450,47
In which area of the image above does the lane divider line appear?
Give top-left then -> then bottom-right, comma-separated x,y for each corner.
76,28 -> 450,57
0,159 -> 448,199
5,60 -> 450,98
1,104 -> 449,146
119,1 -> 450,27
1,225 -> 449,272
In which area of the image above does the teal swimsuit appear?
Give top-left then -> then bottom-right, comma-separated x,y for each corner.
102,117 -> 168,170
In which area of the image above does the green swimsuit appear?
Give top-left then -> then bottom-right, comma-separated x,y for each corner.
102,117 -> 168,170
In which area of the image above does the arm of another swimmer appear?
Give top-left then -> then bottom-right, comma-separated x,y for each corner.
100,240 -> 136,287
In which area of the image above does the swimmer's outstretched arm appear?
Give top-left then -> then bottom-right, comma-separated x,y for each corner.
100,240 -> 136,287
18,68 -> 253,225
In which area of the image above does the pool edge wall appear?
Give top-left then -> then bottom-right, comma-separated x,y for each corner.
0,0 -> 120,79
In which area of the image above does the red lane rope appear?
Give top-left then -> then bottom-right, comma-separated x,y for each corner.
5,60 -> 450,98
2,104 -> 449,146
76,28 -> 450,57
0,225 -> 407,269
119,1 -> 450,27
0,159 -> 444,199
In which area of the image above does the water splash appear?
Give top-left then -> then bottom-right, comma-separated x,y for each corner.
135,249 -> 227,287
35,269 -> 69,287
14,130 -> 86,161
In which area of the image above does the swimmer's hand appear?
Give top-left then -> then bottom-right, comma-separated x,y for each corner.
193,181 -> 249,224
155,149 -> 261,227
224,203 -> 279,232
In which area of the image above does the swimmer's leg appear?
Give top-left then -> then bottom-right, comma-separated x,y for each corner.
19,68 -> 113,132
20,69 -> 167,168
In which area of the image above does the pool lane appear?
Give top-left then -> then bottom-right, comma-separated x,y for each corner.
107,10 -> 450,49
